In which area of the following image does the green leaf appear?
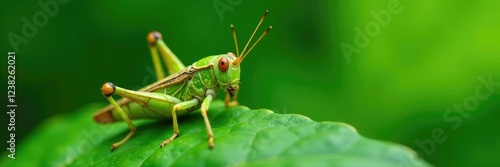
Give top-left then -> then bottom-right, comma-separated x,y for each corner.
1,100 -> 432,167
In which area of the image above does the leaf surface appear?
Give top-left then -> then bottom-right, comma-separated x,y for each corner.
0,100 -> 432,167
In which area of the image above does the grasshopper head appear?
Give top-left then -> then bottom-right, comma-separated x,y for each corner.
213,52 -> 240,97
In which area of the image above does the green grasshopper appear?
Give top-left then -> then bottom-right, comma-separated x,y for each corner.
93,10 -> 271,151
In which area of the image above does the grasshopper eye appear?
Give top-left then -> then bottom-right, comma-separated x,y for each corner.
218,57 -> 229,72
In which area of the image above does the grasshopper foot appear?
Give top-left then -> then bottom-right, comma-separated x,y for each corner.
160,133 -> 178,148
208,136 -> 214,149
109,129 -> 135,152
110,146 -> 116,152
225,100 -> 239,107
110,143 -> 121,152
224,93 -> 239,107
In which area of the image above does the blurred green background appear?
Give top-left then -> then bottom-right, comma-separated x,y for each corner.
1,0 -> 499,166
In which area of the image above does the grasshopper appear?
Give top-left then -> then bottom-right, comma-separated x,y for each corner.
93,10 -> 271,151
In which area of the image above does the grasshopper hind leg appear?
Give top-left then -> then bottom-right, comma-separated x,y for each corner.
147,31 -> 186,81
101,82 -> 136,151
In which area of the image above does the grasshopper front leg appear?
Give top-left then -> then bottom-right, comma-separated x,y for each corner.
201,89 -> 216,148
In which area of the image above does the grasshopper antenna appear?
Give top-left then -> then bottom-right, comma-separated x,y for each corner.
231,24 -> 240,57
238,26 -> 271,64
234,10 -> 271,65
240,10 -> 268,57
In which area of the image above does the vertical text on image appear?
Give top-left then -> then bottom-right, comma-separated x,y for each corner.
7,52 -> 17,160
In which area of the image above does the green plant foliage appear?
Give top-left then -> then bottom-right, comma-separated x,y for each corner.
1,100 -> 432,167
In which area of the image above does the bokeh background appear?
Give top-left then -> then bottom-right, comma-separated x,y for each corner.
1,0 -> 500,166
